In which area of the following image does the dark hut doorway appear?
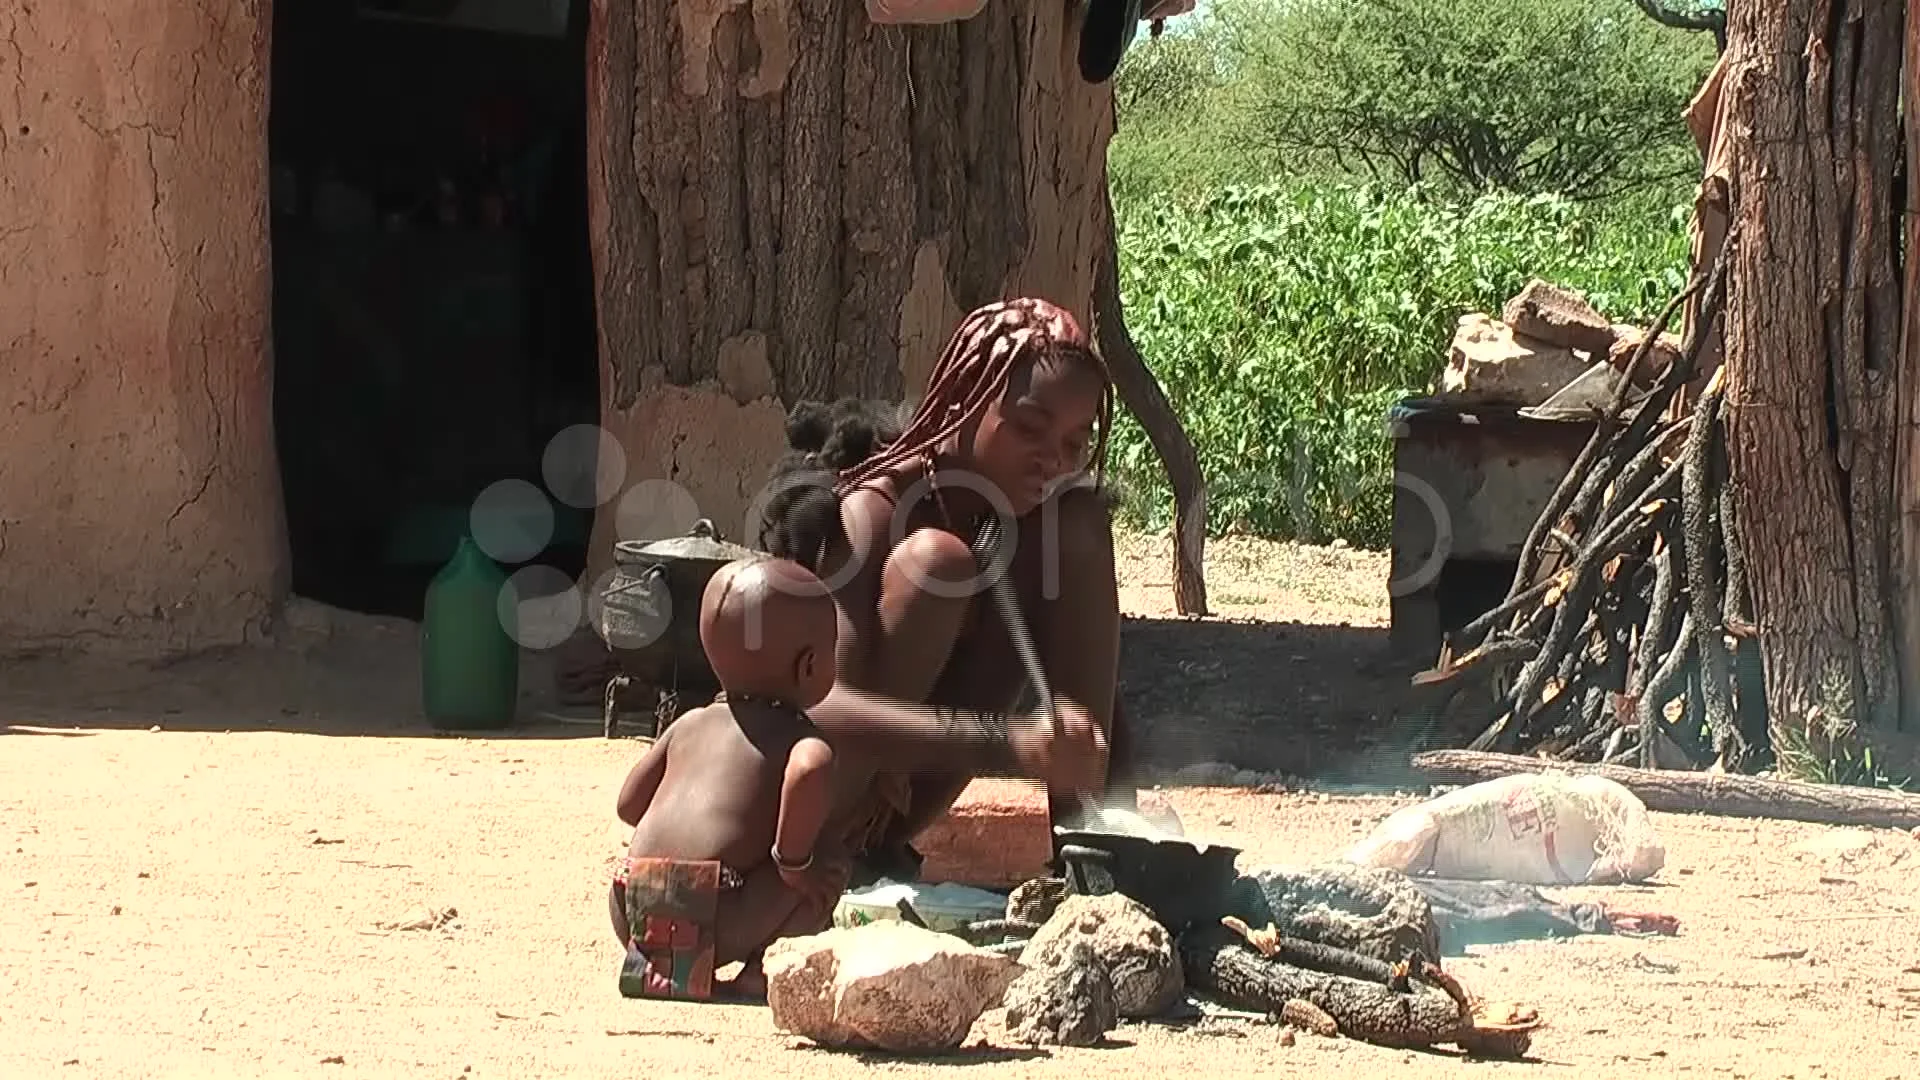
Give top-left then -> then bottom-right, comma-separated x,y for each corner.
266,0 -> 600,619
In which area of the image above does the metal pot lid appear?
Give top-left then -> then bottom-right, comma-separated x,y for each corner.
614,518 -> 759,564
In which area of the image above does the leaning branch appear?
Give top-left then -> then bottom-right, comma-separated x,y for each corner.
1410,749 -> 1920,829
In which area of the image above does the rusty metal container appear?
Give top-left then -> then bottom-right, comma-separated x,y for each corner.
1386,396 -> 1596,664
595,519 -> 762,731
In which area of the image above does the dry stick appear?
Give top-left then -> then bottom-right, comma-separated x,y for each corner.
1454,577 -> 1554,653
1471,463 -> 1683,752
1717,431 -> 1770,751
1409,749 -> 1920,829
1506,278 -> 1700,602
1579,563 -> 1650,751
1553,257 -> 1733,561
1571,714 -> 1614,759
1632,525 -> 1681,701
1403,637 -> 1543,743
1523,619 -> 1600,745
1593,420 -> 1690,529
1680,377 -> 1741,765
1577,681 -> 1609,743
1549,386 -> 1685,568
1412,637 -> 1542,688
1506,222 -> 1740,623
1637,614 -> 1703,767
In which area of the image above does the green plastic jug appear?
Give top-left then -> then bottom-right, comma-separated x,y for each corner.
421,536 -> 519,730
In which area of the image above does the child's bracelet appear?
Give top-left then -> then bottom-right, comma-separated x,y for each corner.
772,845 -> 813,873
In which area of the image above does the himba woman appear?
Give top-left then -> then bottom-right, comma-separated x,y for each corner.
755,296 -> 1132,889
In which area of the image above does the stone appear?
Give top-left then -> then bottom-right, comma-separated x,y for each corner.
1020,893 -> 1183,1018
915,779 -> 1054,889
1501,279 -> 1618,356
764,921 -> 1023,1054
1002,938 -> 1119,1046
1607,324 -> 1684,384
1437,314 -> 1590,407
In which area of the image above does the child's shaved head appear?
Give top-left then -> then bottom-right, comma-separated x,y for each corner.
698,558 -> 839,710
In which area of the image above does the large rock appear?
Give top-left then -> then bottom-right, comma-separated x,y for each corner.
1502,279 -> 1618,356
764,921 -> 1023,1054
1437,314 -> 1590,407
1002,938 -> 1119,1046
1019,893 -> 1182,1018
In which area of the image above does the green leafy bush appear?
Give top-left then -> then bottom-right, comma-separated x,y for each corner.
1105,181 -> 1694,547
1217,0 -> 1716,199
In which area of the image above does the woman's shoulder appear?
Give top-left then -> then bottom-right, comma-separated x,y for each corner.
1038,471 -> 1117,520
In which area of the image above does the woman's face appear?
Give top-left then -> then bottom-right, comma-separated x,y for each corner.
964,356 -> 1104,516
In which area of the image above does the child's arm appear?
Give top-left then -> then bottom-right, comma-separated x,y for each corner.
770,736 -> 836,897
615,728 -> 674,826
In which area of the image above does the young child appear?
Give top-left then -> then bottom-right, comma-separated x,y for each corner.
609,556 -> 845,1000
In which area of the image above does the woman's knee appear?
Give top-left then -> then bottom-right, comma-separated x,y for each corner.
885,527 -> 978,593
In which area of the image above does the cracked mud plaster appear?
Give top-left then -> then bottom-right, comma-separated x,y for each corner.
896,238 -> 964,397
584,377 -> 791,586
0,0 -> 282,657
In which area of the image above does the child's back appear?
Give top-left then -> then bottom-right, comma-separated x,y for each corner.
609,556 -> 842,1001
620,697 -> 826,875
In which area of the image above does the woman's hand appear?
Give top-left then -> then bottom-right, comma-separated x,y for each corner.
1012,702 -> 1109,796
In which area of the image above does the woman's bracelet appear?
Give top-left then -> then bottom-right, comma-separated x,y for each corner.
772,845 -> 814,874
934,704 -> 1019,773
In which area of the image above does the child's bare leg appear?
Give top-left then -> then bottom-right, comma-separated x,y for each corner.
728,887 -> 838,997
713,863 -> 837,997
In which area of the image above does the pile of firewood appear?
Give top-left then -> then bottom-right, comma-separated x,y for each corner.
1412,223 -> 1773,772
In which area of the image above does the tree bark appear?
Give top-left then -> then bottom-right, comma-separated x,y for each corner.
1894,2 -> 1920,731
1410,750 -> 1920,829
1092,187 -> 1209,616
1720,0 -> 1905,741
586,0 -> 1114,408
581,0 -> 1120,578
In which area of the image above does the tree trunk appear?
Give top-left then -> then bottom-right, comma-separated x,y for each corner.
1092,188 -> 1208,617
1720,0 -> 1906,741
582,0 -> 1117,570
1895,2 -> 1920,732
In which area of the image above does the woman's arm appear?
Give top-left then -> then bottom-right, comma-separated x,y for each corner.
804,683 -> 1030,774
807,485 -> 1104,789
1034,484 -> 1122,747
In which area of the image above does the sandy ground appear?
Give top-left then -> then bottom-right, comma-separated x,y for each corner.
5,534 -> 1920,1078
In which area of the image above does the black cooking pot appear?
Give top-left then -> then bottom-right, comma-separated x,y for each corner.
597,519 -> 761,692
1052,825 -> 1242,932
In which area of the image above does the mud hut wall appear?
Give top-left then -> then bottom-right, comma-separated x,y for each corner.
583,0 -> 1114,576
0,4 -> 284,654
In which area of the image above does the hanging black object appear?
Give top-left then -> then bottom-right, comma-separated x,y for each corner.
1078,0 -> 1143,85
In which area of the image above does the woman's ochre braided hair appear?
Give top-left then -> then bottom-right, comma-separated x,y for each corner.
834,297 -> 1115,494
757,298 -> 1114,573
